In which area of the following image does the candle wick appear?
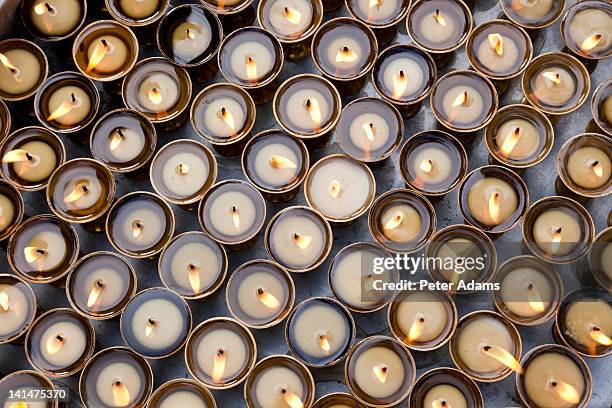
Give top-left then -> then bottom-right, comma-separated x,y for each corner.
418,317 -> 425,323
95,279 -> 104,288
342,46 -> 349,53
36,248 -> 46,255
25,152 -> 33,161
551,381 -> 558,387
45,2 -> 54,13
592,326 -> 601,332
114,380 -> 122,386
555,227 -> 562,234
101,39 -> 108,48
281,388 -> 287,394
217,348 -> 224,356
148,318 -> 156,326
483,345 -> 492,352
305,99 -> 311,108
381,366 -> 387,373
257,288 -> 264,295
71,93 -> 76,103
221,107 -> 226,115
527,283 -> 534,290
399,70 -> 405,79
117,128 -> 125,138
56,334 -> 64,342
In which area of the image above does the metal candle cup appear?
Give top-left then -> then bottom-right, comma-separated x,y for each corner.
145,379 -> 217,408
105,0 -> 169,45
408,367 -> 484,408
346,0 -> 412,47
20,0 -> 87,42
191,83 -> 256,156
24,308 -> 95,377
199,0 -> 256,32
313,393 -> 364,408
588,77 -> 612,136
8,214 -> 79,285
587,226 -> 612,291
499,0 -> 565,32
0,370 -> 59,408
218,26 -> 284,104
371,44 -> 437,118
0,273 -> 37,345
66,251 -> 137,320
0,180 -> 24,241
311,17 -> 378,96
257,0 -> 323,60
0,39 -> 48,102
0,100 -> 10,139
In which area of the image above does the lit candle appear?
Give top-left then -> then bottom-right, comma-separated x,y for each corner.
567,6 -> 612,60
350,0 -> 407,26
436,237 -> 485,286
375,47 -> 429,102
286,297 -> 354,366
46,85 -> 92,127
507,0 -> 555,23
138,73 -> 179,113
466,177 -> 519,227
407,0 -> 471,52
21,225 -> 67,272
0,191 -> 16,237
2,139 -> 58,185
264,0 -> 314,38
500,267 -> 553,318
0,44 -> 42,97
119,0 -> 160,19
495,119 -> 539,160
85,35 -> 129,75
29,0 -> 83,37
564,299 -> 612,353
0,371 -> 58,408
566,146 -> 611,190
380,204 -> 422,243
0,274 -> 37,344
442,86 -> 484,125
423,384 -> 468,408
533,67 -> 576,106
147,379 -> 216,408
532,210 -> 580,256
393,291 -> 450,346
171,21 -> 212,63
222,28 -> 280,84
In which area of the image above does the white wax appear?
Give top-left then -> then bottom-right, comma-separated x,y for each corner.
47,86 -> 91,126
119,0 -> 160,19
229,42 -> 274,82
82,268 -> 126,310
62,175 -> 102,210
326,37 -> 363,71
456,316 -> 514,373
348,113 -> 390,151
86,35 -> 129,74
236,271 -> 287,320
254,143 -> 299,187
159,390 -> 207,408
30,0 -> 81,36
382,58 -> 424,99
602,243 -> 612,280
353,346 -> 405,399
196,329 -> 247,382
0,284 -> 30,336
270,214 -> 326,270
357,0 -> 399,22
411,147 -> 452,184
202,97 -> 246,138
0,49 -> 41,96
137,73 -> 179,112
25,230 -> 67,271
171,21 -> 212,62
131,298 -> 184,350
500,267 -> 553,318
169,242 -> 221,293
0,194 -> 16,233
108,127 -> 145,162
95,362 -> 142,408
161,152 -> 209,197
39,321 -> 86,367
512,0 -> 553,20
285,89 -> 330,131
442,85 -> 485,125
2,387 -> 47,408
269,0 -> 313,36
121,207 -> 164,248
10,141 -> 58,183
208,191 -> 256,237
419,10 -> 456,43
476,33 -> 519,73
254,366 -> 304,407
292,303 -> 348,358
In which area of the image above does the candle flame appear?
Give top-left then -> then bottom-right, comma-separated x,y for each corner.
550,227 -> 562,255
212,349 -> 226,383
269,155 -> 297,169
362,122 -> 375,142
336,46 -> 358,63
246,57 -> 258,81
550,380 -> 581,404
292,233 -> 312,250
2,149 -> 39,165
64,181 -> 89,204
34,2 -> 55,15
8,403 -> 29,408
500,127 -> 522,156
432,400 -> 451,408
47,93 -> 81,122
383,211 -> 404,231
369,0 -> 382,7
256,288 -> 280,309
481,345 -> 523,374
176,163 -> 190,175
589,326 -> 612,346
230,206 -> 240,230
488,33 -> 504,56
24,246 -> 47,264
525,283 -> 545,313
46,334 -> 64,355
318,333 -> 331,352
0,291 -> 9,312
86,39 -> 110,73
281,389 -> 304,408
542,71 -> 561,85
420,159 -> 433,174
452,91 -> 472,108
219,107 -> 236,131
590,160 -> 604,178
434,9 -> 446,26
304,98 -> 322,125
132,220 -> 144,239
392,70 -> 408,99
186,29 -> 196,40
112,380 -> 131,407
580,33 -> 602,53
86,279 -> 105,308
372,364 -> 388,383
148,88 -> 163,105
187,263 -> 201,293
328,180 -> 341,198
283,6 -> 302,24
406,316 -> 425,343
489,192 -> 501,224
110,129 -> 124,151
0,53 -> 20,79
145,318 -> 156,337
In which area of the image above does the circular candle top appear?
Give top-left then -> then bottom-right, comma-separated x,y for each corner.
157,5 -> 222,66
25,0 -> 85,38
500,0 -> 564,29
192,83 -> 256,144
79,347 -> 153,408
561,295 -> 612,356
0,181 -> 25,240
259,0 -> 322,41
336,97 -> 403,162
312,17 -> 378,80
0,39 -> 46,99
562,1 -> 612,59
219,27 -> 283,87
200,0 -> 252,14
274,75 -> 341,137
106,0 -> 168,25
407,0 -> 472,52
0,274 -> 37,344
159,232 -> 227,299
500,266 -> 554,318
0,371 -> 58,408
591,78 -> 612,136
106,192 -> 175,258
150,139 -> 217,204
118,0 -> 160,19
25,308 -> 94,376
589,227 -> 612,288
121,288 -> 192,359
347,0 -> 410,26
147,380 -> 216,408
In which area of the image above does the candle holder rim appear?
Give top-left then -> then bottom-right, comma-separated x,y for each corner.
104,190 -> 176,259
89,108 -> 158,173
65,250 -> 137,320
336,96 -> 404,163
0,180 -> 25,241
155,4 -> 224,68
225,258 -> 295,329
157,231 -> 228,300
408,366 -> 485,408
0,370 -> 59,408
466,19 -> 534,81
104,0 -> 170,26
310,17 -> 379,82
345,0 -> 412,28
45,157 -> 117,224
0,38 -> 49,101
241,129 -> 310,195
0,273 -> 37,344
0,99 -> 11,139
185,316 -> 257,390
590,77 -> 612,137
284,295 -> 357,368
499,0 -> 566,29
24,307 -> 96,377
387,289 -> 458,351
72,19 -> 140,82
256,0 -> 324,44
405,0 -> 474,54
371,44 -> 438,106
149,138 -> 218,205
560,0 -> 612,60
272,73 -> 342,139
589,225 -> 612,290
521,51 -> 591,116
555,133 -> 612,198
217,26 -> 285,89
145,378 -> 217,408
398,129 -> 468,196
492,255 -> 564,326
449,309 -> 523,383
521,195 -> 595,264
344,334 -> 417,407
304,153 -> 376,223
190,82 -> 256,144
313,392 -> 363,407
20,0 -> 88,41
200,0 -> 255,15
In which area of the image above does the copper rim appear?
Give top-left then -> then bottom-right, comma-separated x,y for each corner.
500,0 -> 565,29
346,0 -> 412,28
257,0 -> 323,44
408,367 -> 484,408
145,379 -> 217,408
0,39 -> 49,101
0,273 -> 37,344
0,99 -> 11,139
588,226 -> 612,290
0,180 -> 25,241
313,392 -> 364,408
105,0 -> 170,26
200,0 -> 254,15
21,0 -> 87,41
590,77 -> 612,136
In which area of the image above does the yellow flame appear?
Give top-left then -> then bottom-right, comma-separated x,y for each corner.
186,29 -> 196,40
0,53 -> 20,79
176,163 -> 190,176
542,71 -> 561,85
500,127 -> 522,156
489,192 -> 501,224
269,155 -> 297,169
145,318 -> 156,337
319,333 -> 331,352
590,326 -> 612,346
112,380 -> 131,407
292,233 -> 312,250
392,70 -> 408,99
328,180 -> 341,198
2,149 -> 38,165
256,288 -> 280,309
283,6 -> 302,24
148,88 -> 163,105
526,283 -> 545,313
132,220 -> 144,239
481,345 -> 523,374
420,159 -> 433,174
580,33 -> 602,53
551,380 -> 581,404
219,107 -> 236,131
488,33 -> 504,56
212,349 -> 226,383
336,46 -> 358,63
452,91 -> 471,108
187,264 -> 201,293
24,246 -> 47,264
34,2 -> 54,15
372,364 -> 388,383
246,57 -> 258,81
110,129 -> 124,151
432,400 -> 451,408
383,211 -> 404,231
230,206 -> 240,230
47,94 -> 80,122
362,122 -> 375,142
8,402 -> 29,408
550,227 -> 562,255
64,181 -> 89,204
86,39 -> 110,73
282,389 -> 304,408
434,9 -> 446,26
86,280 -> 104,308
590,160 -> 604,178
305,98 -> 322,125
406,316 -> 425,344
46,334 -> 64,355
0,291 -> 9,312
369,0 -> 382,7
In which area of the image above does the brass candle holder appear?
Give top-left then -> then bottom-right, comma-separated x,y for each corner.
0,274 -> 37,345
66,251 -> 137,320
499,0 -> 565,33
199,0 -> 256,32
586,226 -> 612,291
408,367 -> 484,408
0,39 -> 48,105
313,393 -> 364,408
0,180 -> 24,241
346,0 -> 412,47
191,82 -> 256,156
0,99 -> 10,139
105,0 -> 170,45
21,0 -> 87,42
587,77 -> 612,136
8,214 -> 79,285
0,370 -> 59,408
146,379 -> 217,408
